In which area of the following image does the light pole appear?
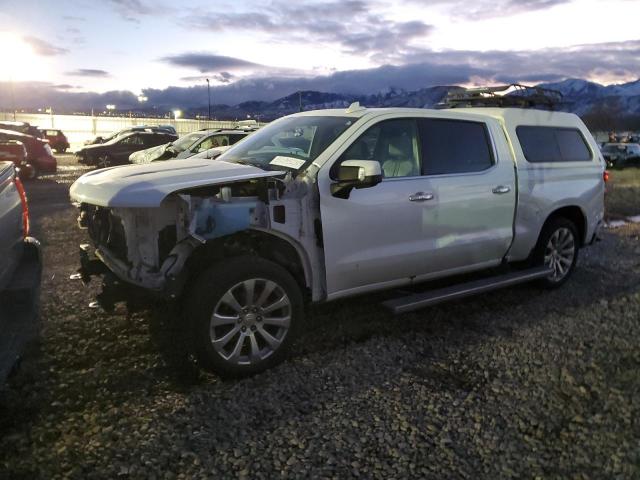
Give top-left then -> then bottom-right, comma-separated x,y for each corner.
206,78 -> 211,121
9,75 -> 16,121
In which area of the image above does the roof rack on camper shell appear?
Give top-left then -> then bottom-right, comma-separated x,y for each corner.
438,84 -> 563,110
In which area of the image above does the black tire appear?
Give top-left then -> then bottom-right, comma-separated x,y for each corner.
19,163 -> 38,180
186,256 -> 303,377
533,217 -> 579,289
55,147 -> 67,154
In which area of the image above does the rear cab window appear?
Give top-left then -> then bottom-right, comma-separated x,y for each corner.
516,126 -> 592,163
419,119 -> 494,175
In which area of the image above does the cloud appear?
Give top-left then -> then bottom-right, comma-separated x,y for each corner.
2,40 -> 638,112
66,69 -> 111,77
63,15 -> 86,21
181,1 -> 434,62
398,39 -> 640,85
0,82 -> 140,111
160,53 -> 263,73
107,0 -> 173,21
180,72 -> 235,83
409,0 -> 571,18
52,84 -> 80,90
23,36 -> 68,56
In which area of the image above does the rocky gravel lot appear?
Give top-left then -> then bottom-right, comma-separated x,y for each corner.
1,155 -> 639,479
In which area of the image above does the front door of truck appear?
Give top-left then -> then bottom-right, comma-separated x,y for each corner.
318,115 -> 515,299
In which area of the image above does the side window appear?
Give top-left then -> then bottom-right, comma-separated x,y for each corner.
145,135 -> 163,146
336,119 -> 420,178
196,135 -> 230,153
122,134 -> 143,145
192,138 -> 210,153
229,134 -> 246,144
419,119 -> 494,175
517,126 -> 592,163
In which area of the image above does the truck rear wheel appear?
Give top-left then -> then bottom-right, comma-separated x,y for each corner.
534,217 -> 579,288
186,256 -> 303,377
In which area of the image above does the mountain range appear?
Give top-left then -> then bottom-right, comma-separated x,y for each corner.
208,78 -> 640,121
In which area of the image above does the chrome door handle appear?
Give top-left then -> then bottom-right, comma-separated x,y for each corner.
409,192 -> 434,202
492,185 -> 511,195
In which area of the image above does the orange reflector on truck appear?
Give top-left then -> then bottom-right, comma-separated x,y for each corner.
14,177 -> 30,237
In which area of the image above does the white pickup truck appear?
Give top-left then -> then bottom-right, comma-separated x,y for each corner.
70,104 -> 605,376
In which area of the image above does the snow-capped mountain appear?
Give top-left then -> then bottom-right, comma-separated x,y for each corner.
538,78 -> 640,115
212,78 -> 640,120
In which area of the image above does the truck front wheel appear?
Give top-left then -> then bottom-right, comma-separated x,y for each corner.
186,256 -> 303,377
534,217 -> 579,288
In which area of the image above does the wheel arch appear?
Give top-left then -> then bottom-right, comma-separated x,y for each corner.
183,229 -> 313,299
542,205 -> 587,246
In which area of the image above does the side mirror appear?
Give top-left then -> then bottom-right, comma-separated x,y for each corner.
331,160 -> 382,199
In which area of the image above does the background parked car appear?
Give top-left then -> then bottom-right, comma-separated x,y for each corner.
0,140 -> 35,180
129,127 -> 257,164
0,121 -> 43,138
76,130 -> 178,167
0,129 -> 56,177
0,161 -> 42,384
85,125 -> 176,145
40,129 -> 70,153
601,143 -> 640,168
0,140 -> 27,169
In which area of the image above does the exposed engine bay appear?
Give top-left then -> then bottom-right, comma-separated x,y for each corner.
77,175 -> 324,301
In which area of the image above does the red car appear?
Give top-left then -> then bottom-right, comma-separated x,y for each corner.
0,140 -> 27,168
0,129 -> 56,176
40,129 -> 70,153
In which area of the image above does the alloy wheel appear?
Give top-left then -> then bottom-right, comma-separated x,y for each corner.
544,227 -> 575,282
209,278 -> 291,366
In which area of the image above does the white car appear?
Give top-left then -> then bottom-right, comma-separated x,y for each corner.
129,127 -> 258,164
70,102 -> 605,377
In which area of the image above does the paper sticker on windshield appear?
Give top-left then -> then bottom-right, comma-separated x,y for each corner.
270,156 -> 306,169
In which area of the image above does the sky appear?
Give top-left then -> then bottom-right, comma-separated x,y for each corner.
0,0 -> 639,109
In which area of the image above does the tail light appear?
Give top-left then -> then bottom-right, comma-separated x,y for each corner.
603,170 -> 610,183
14,177 -> 30,237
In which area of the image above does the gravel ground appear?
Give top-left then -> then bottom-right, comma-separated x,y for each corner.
1,155 -> 639,479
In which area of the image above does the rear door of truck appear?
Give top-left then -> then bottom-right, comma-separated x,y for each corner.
0,162 -> 23,291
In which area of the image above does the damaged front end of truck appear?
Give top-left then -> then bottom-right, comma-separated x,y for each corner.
70,158 -> 323,311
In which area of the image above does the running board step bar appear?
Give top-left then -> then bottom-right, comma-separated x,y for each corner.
382,266 -> 552,315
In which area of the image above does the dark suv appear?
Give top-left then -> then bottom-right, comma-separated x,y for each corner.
85,125 -> 177,145
76,131 -> 178,167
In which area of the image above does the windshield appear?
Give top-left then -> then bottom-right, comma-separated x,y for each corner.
104,132 -> 133,145
219,116 -> 357,170
170,132 -> 206,152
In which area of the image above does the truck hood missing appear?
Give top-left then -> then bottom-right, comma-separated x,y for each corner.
70,158 -> 285,208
